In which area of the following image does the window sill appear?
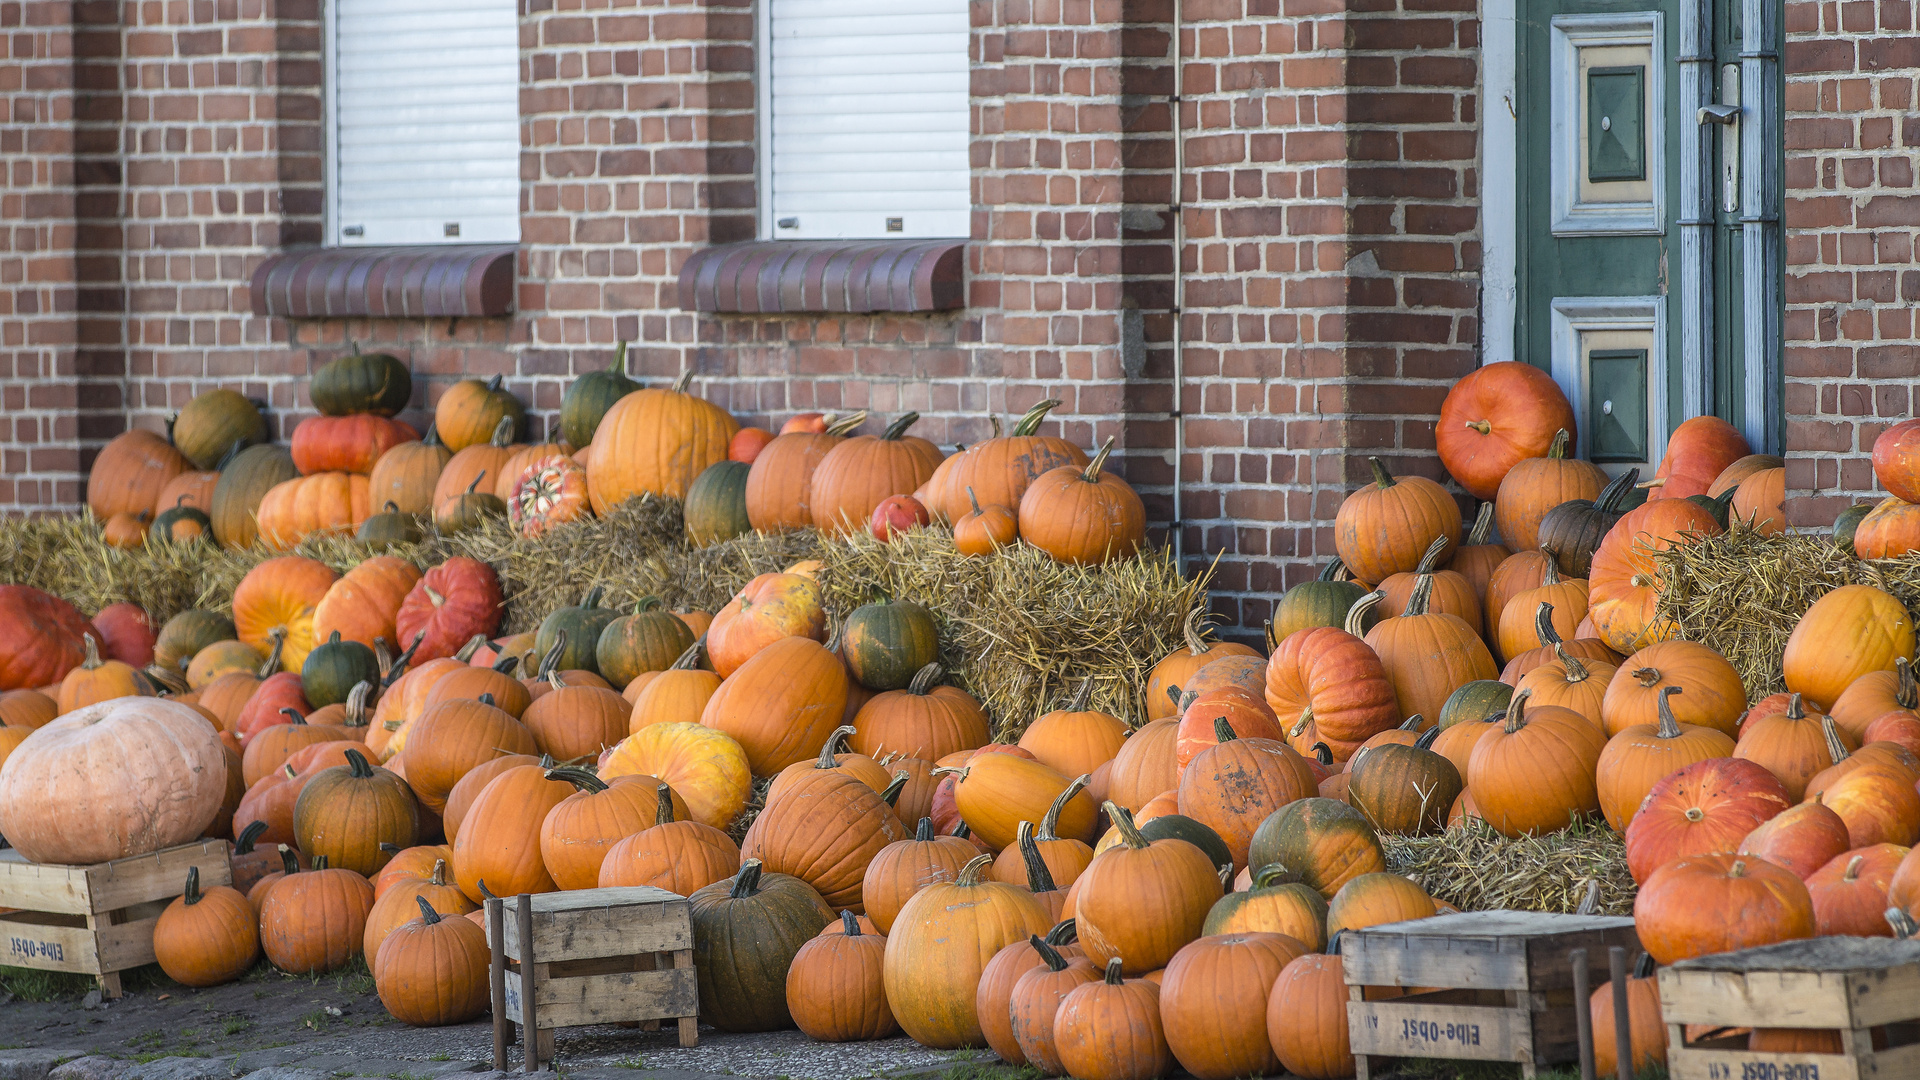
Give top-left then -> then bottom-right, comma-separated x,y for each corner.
251,244 -> 517,319
677,239 -> 966,315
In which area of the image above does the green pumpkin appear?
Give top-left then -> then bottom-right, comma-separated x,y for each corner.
841,596 -> 940,691
302,631 -> 380,709
1138,813 -> 1233,877
1438,679 -> 1513,730
1345,733 -> 1461,837
684,460 -> 753,547
1201,863 -> 1330,947
310,349 -> 412,417
155,609 -> 237,672
435,476 -> 505,534
1685,487 -> 1739,529
1833,502 -> 1877,557
1536,467 -> 1641,578
594,597 -> 697,689
151,497 -> 212,545
210,444 -> 299,549
559,341 -> 641,449
688,859 -> 834,1033
171,389 -> 268,471
536,585 -> 622,676
1268,560 -> 1374,648
1246,797 -> 1385,900
357,501 -> 425,549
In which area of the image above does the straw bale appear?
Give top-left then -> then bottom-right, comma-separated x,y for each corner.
1384,819 -> 1635,916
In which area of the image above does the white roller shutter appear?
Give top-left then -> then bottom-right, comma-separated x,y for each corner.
328,0 -> 520,246
764,0 -> 970,240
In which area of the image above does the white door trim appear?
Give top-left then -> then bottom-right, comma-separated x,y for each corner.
1481,0 -> 1518,366
1550,295 -> 1670,474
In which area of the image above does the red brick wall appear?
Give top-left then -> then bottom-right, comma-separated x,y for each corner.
1781,0 -> 1918,525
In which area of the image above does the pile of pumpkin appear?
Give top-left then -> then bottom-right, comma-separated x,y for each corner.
84,348 -> 1147,566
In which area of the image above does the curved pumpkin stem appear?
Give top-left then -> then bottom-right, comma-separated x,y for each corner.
1538,550 -> 1561,587
312,855 -> 330,870
279,706 -> 307,726
1013,399 -> 1064,437
1654,685 -> 1685,740
429,859 -> 449,887
914,817 -> 935,841
1412,535 -> 1449,576
1312,741 -> 1334,766
1784,693 -> 1807,722
1031,933 -> 1069,972
1104,801 -> 1149,850
1367,457 -> 1397,489
653,783 -> 677,826
1533,602 -> 1564,649
453,634 -> 487,664
880,412 -> 921,441
1822,715 -> 1851,766
182,866 -> 203,906
547,671 -> 568,691
1213,715 -> 1238,744
880,771 -> 910,808
816,726 -> 858,769
79,633 -> 103,671
477,880 -> 498,903
633,596 -> 664,614
1345,591 -> 1386,637
1466,502 -> 1495,546
1546,428 -> 1571,460
1889,907 -> 1919,940
730,859 -> 765,898
610,339 -> 629,375
1898,657 -> 1918,711
824,411 -> 869,437
670,640 -> 705,671
1065,678 -> 1095,713
955,853 -> 995,887
415,895 -> 443,925
1631,665 -> 1662,689
235,820 -> 268,855
1843,854 -> 1864,883
1399,714 -> 1424,731
1181,609 -> 1213,656
535,630 -> 567,677
343,748 -> 374,778
1101,956 -> 1124,985
492,652 -> 521,677
672,369 -> 696,394
1597,468 -> 1641,513
966,486 -> 984,516
487,415 -> 516,449
259,628 -> 287,679
277,845 -> 300,875
1018,820 -> 1058,894
1503,689 -> 1532,734
1552,644 -> 1590,685
1289,711 -> 1313,740
1414,725 -> 1442,750
1252,863 -> 1295,890
1081,436 -> 1117,482
1045,918 -> 1078,945
466,472 -> 487,496
1036,774 -> 1089,842
1576,879 -> 1600,915
840,910 -> 862,937
547,766 -> 608,794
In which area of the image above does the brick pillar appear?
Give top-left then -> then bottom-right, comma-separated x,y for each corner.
1780,0 -> 1919,526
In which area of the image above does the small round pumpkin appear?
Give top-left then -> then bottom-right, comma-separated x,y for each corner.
1495,428 -> 1606,554
1600,640 -> 1746,738
374,895 -> 491,1025
598,782 -> 742,895
684,459 -> 753,546
258,855 -> 376,974
435,374 -> 524,452
849,661 -> 990,763
1435,361 -> 1578,501
954,487 -> 1019,556
1466,690 -> 1608,837
507,455 -> 591,539
1075,804 -> 1223,975
1738,801 -> 1854,881
293,747 -> 419,877
787,910 -> 899,1041
1267,943 -> 1357,1080
842,595 -> 940,692
172,390 -> 268,470
1595,685 -> 1736,830
1017,437 -> 1146,566
153,866 -> 259,987
1334,456 -> 1463,584
1326,871 -> 1437,936
1053,957 -> 1172,1080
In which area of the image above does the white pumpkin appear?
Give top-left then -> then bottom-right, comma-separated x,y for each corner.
0,696 -> 227,865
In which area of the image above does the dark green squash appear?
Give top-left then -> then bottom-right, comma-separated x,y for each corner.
310,348 -> 412,417
301,631 -> 380,709
684,460 -> 752,547
594,597 -> 698,689
1246,797 -> 1385,900
171,389 -> 268,471
210,443 -> 299,549
1201,862 -> 1331,945
1685,487 -> 1739,529
151,496 -> 213,545
154,609 -> 237,672
1535,467 -> 1640,578
841,595 -> 940,691
356,500 -> 424,548
1438,679 -> 1513,730
434,475 -> 505,534
1138,813 -> 1233,877
1345,732 -> 1461,837
1833,501 -> 1878,557
1268,560 -> 1374,648
687,858 -> 834,1032
560,341 -> 642,449
536,585 -> 621,676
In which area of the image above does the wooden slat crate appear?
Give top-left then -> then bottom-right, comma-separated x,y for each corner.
485,887 -> 698,1073
0,839 -> 233,999
1659,937 -> 1920,1080
1343,910 -> 1641,1080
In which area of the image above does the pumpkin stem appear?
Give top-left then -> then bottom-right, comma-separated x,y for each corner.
633,596 -> 663,614
182,866 -> 202,906
840,910 -> 861,937
547,766 -> 608,794
1821,715 -> 1850,765
1596,468 -> 1641,513
654,783 -> 677,826
1632,666 -> 1661,689
730,859 -> 764,898
1045,919 -> 1078,945
900,662 -> 942,697
1313,741 -> 1334,766
1533,602 -> 1564,648
915,817 -> 934,841
1030,934 -> 1069,972
380,843 -> 402,854
535,630 -> 567,677
670,640 -> 704,670
374,637 -> 394,682
880,772 -> 910,808
1898,657 -> 1918,710
1290,712 -> 1313,739
1552,644 -> 1590,684
477,880 -> 498,902
824,411 -> 869,437
1503,689 -> 1531,734
344,748 -> 373,779
953,822 -> 973,840
610,339 -> 629,375
1651,685 -> 1687,739
466,472 -> 486,495
880,412 -> 920,441
279,706 -> 307,726
1546,428 -> 1570,460
1102,957 -> 1124,986
1466,502 -> 1495,546
430,859 -> 449,887
1181,609 -> 1212,656
1414,725 -> 1442,750
1728,859 -> 1747,879
259,629 -> 286,678
1018,820 -> 1058,893
1065,678 -> 1095,713
488,414 -> 515,449
1367,456 -> 1396,489
1400,714 -> 1424,731
236,820 -> 268,855
1889,908 -> 1920,940
80,633 -> 102,671
1213,715 -> 1238,744
581,585 -> 605,609
1843,854 -> 1864,883
547,671 -> 566,691
1634,951 -> 1656,978
312,855 -> 330,870
1252,863 -> 1294,889
1012,399 -> 1064,437
278,845 -> 299,875
1413,535 -> 1448,576
1105,801 -> 1150,850
816,726 -> 858,769
1785,693 -> 1806,722
478,692 -> 496,707
1079,436 -> 1117,482
672,369 -> 696,394
415,895 -> 443,925
1175,688 -> 1198,714
1037,774 -> 1088,842
1576,879 -> 1600,915
955,853 -> 995,887
1465,419 -> 1493,435
1345,591 -> 1385,637
965,486 -> 984,516
454,634 -> 488,664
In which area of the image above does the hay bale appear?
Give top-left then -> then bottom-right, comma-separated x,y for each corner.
1652,523 -> 1919,699
1384,819 -> 1634,916
0,514 -> 220,624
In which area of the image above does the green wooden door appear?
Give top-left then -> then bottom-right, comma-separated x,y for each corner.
1513,0 -> 1783,459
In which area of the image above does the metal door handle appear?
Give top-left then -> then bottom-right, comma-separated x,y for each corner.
1698,103 -> 1739,125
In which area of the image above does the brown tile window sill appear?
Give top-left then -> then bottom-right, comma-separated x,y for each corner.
251,244 -> 517,319
677,239 -> 966,315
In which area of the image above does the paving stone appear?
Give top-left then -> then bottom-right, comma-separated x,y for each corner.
559,1070 -> 739,1080
0,1050 -> 78,1080
46,1057 -> 128,1080
236,1068 -> 332,1080
120,1059 -> 235,1080
224,1051 -> 305,1076
286,1059 -> 486,1080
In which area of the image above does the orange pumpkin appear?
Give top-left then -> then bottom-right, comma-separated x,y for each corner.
1782,584 -> 1916,712
88,428 -> 190,521
435,374 -> 524,452
1645,415 -> 1751,501
56,633 -> 149,714
1634,853 -> 1813,964
1830,657 -> 1920,741
1016,436 -> 1147,567
596,781 -> 741,895
1587,499 -> 1724,653
507,455 -> 592,539
806,412 -> 944,535
1359,581 -> 1498,731
921,400 -> 1089,522
628,644 -> 723,731
255,472 -> 373,550
1853,495 -> 1920,560
232,556 -> 340,673
257,856 -> 375,974
366,427 -> 452,515
1466,691 -> 1608,837
290,414 -> 417,476
1334,457 -> 1463,585
701,635 -> 847,776
1730,466 -> 1787,534
588,371 -> 739,511
450,758 -> 573,901
1266,626 -> 1401,763
495,437 -> 573,501
402,696 -> 540,814
848,661 -> 990,763
1267,946 -> 1357,1080
537,768 -> 661,890
1513,644 -> 1616,730
311,556 -> 422,652
1806,844 -> 1909,936
1074,805 -> 1222,975
744,412 -> 867,532
1738,801 -> 1854,880
705,571 -> 827,679
1736,693 -> 1855,802
1106,718 -> 1180,813
1483,549 -> 1554,653
953,488 -> 1020,556
1494,429 -> 1606,554
1600,640 -> 1747,738
1594,685 -> 1736,829
1159,933 -> 1308,1080
1496,557 -> 1589,665
432,416 -> 518,520
600,721 -> 754,830
1435,361 -> 1578,501
1378,536 -> 1482,630
1146,611 -> 1263,722
1624,757 -> 1792,883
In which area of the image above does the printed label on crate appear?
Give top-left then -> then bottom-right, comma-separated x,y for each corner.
1347,1000 -> 1524,1061
1704,1063 -> 1823,1080
8,937 -> 64,962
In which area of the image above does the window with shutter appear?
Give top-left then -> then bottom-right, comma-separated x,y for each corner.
760,0 -> 971,241
327,0 -> 521,247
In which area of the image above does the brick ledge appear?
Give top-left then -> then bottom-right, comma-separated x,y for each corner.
250,244 -> 517,319
677,239 -> 966,315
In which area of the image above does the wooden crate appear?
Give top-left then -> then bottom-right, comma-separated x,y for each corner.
485,887 -> 698,1073
1343,910 -> 1641,1080
0,839 -> 233,999
1659,937 -> 1920,1080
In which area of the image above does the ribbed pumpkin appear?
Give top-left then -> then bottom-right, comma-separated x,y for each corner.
1634,853 -> 1813,964
1265,625 -> 1401,763
849,662 -> 991,762
1587,498 -> 1725,653
1853,494 -> 1920,560
393,557 -> 503,664
309,349 -> 411,416
1105,717 -> 1179,814
1623,757 -> 1792,883
152,866 -> 259,988
1247,797 -> 1386,899
744,412 -> 867,532
1496,557 -> 1590,664
587,370 -> 738,511
884,854 -> 1054,1047
1202,863 -> 1330,949
863,816 -> 980,933
403,696 -> 539,814
741,766 -> 909,912
1267,944 -> 1356,1080
1271,561 -> 1378,646
1147,612 -> 1263,722
1805,844 -> 1907,936
1334,457 -> 1462,584
1346,733 -> 1462,837
233,556 -> 339,673
1435,361 -> 1577,501
1589,954 -> 1666,1077
521,674 -> 630,762
209,444 -> 300,549
629,643 -> 724,729
807,412 -> 945,536
786,910 -> 898,1042
172,389 -> 268,470
942,752 -> 1099,851
1737,692 -> 1854,802
556,342 -> 641,448
506,454 -> 591,539
534,768 -> 658,889
706,571 -> 827,678
449,758 -> 573,901
156,468 -> 220,517
597,782 -> 742,895
842,595 -> 940,692
1053,957 -> 1172,1080
53,633 -> 147,715
307,556 -> 421,657
1600,640 -> 1747,737
701,635 -> 847,776
495,434 -> 573,502
293,748 -> 418,876
1359,582 -> 1498,729
1378,536 -> 1482,628
1739,801 -> 1854,880
1019,436 -> 1149,566
89,428 -> 191,521
1467,690 -> 1608,837
1813,755 -> 1920,848
431,415 -> 517,519
1595,685 -> 1736,829
366,427 -> 451,515
1075,804 -> 1223,975
1495,429 -> 1606,555
290,414 -> 417,476
433,374 -> 523,452
601,721 -> 754,830
682,459 -> 753,546
1007,932 -> 1101,1071
1782,583 -> 1916,712
257,855 -> 374,975
989,778 -> 1099,888
1159,933 -> 1308,1080
1325,871 -> 1437,936
916,400 -> 1083,520
768,726 -> 892,801
1830,657 -> 1920,741
1176,718 -> 1315,868
1645,415 -> 1751,501
1017,682 -> 1126,781
255,471 -> 374,549
953,487 -> 1019,556
373,895 -> 491,1024
687,859 -> 834,1032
